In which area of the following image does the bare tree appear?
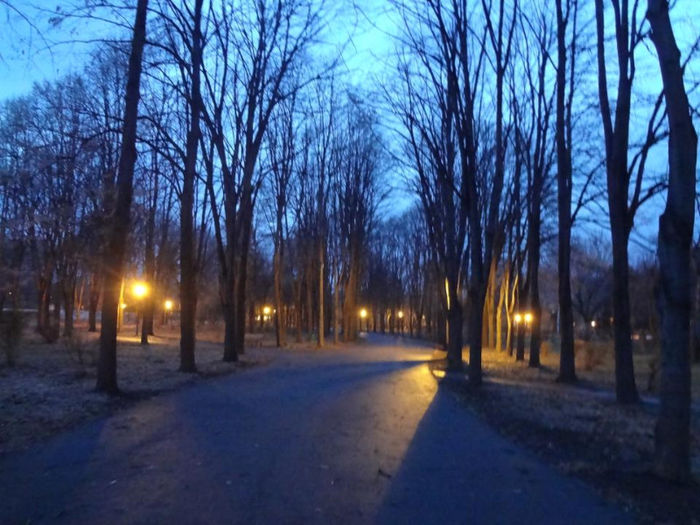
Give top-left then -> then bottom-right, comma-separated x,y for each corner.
647,0 -> 697,483
594,0 -> 673,403
554,0 -> 577,383
96,0 -> 149,394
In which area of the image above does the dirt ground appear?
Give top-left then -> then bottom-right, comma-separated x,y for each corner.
439,340 -> 700,524
0,323 -> 283,455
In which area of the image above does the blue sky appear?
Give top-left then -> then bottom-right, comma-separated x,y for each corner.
2,0 -> 699,262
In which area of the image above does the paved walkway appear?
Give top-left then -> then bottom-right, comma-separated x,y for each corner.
0,334 -> 631,524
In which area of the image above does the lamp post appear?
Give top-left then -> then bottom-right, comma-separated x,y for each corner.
262,305 -> 272,330
132,281 -> 149,344
397,310 -> 404,334
164,299 -> 174,326
359,308 -> 368,332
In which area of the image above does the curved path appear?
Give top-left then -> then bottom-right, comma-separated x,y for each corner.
0,334 -> 630,524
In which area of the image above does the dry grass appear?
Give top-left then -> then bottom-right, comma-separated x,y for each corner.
446,338 -> 700,523
0,323 -> 280,455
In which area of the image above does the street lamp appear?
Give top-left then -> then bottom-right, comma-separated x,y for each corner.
359,308 -> 368,331
514,313 -> 522,324
132,281 -> 149,343
524,312 -> 533,325
164,299 -> 173,326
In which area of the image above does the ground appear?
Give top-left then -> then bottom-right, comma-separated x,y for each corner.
0,329 -> 697,523
1,332 -> 631,524
0,324 -> 276,455
440,344 -> 700,524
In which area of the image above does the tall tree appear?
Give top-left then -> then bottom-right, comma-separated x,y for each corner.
554,0 -> 577,383
96,0 -> 149,394
647,0 -> 697,482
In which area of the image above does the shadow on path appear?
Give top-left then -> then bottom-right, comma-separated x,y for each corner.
375,381 -> 633,524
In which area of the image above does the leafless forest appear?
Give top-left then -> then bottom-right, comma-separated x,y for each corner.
0,0 -> 698,484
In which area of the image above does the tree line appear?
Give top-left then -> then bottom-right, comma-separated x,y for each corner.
0,0 -> 697,481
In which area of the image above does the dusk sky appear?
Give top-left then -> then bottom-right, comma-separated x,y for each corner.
2,0 -> 699,260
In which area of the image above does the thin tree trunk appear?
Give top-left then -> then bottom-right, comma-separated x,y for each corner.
88,272 -> 99,332
96,0 -> 148,394
333,271 -> 339,344
273,240 -> 285,347
178,0 -> 203,372
318,241 -> 325,347
63,278 -> 75,338
555,0 -> 576,383
496,267 -> 506,352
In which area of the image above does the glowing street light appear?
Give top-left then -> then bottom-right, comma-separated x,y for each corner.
131,281 -> 149,342
397,310 -> 404,319
514,313 -> 522,324
591,320 -> 596,328
524,312 -> 533,324
120,303 -> 127,310
132,282 -> 149,299
262,305 -> 272,316
163,299 -> 174,327
359,308 -> 368,332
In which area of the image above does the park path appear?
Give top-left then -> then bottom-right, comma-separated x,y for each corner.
0,334 -> 631,524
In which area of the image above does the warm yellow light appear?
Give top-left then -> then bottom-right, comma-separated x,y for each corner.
132,282 -> 148,299
397,310 -> 404,319
359,308 -> 368,319
164,299 -> 174,311
591,320 -> 596,328
524,312 -> 533,324
120,303 -> 127,310
514,313 -> 522,324
262,306 -> 271,315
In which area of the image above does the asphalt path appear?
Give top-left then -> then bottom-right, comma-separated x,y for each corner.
0,334 -> 631,524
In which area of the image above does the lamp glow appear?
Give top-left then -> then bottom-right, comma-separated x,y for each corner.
164,299 -> 174,311
132,282 -> 148,299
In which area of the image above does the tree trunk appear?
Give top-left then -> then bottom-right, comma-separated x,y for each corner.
178,0 -> 203,373
496,269 -> 506,352
273,240 -> 285,347
318,241 -> 325,347
648,0 -> 697,482
333,272 -> 339,344
611,229 -> 638,401
528,197 -> 542,368
555,0 -> 576,383
88,272 -> 99,332
142,154 -> 158,341
63,278 -> 75,338
96,0 -> 148,394
295,278 -> 302,343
